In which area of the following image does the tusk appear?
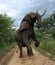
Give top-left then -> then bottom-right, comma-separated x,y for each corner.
36,9 -> 38,13
41,9 -> 47,17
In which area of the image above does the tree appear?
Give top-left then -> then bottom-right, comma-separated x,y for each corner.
0,13 -> 15,45
41,11 -> 55,33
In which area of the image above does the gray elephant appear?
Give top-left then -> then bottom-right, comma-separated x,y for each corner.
14,9 -> 46,58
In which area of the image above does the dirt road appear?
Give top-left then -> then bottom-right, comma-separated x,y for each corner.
7,48 -> 55,65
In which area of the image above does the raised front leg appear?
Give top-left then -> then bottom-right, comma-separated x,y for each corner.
35,38 -> 40,47
31,32 -> 40,47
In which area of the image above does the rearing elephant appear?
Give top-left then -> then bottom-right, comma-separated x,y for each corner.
15,9 -> 46,58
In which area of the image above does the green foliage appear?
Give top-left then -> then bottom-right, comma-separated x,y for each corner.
0,13 -> 15,45
35,28 -> 44,39
40,37 -> 55,54
0,42 -> 16,58
0,13 -> 16,58
50,27 -> 55,39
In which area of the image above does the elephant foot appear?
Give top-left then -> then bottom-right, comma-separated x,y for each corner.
16,50 -> 18,53
28,54 -> 34,56
28,52 -> 34,56
35,41 -> 40,47
19,55 -> 23,58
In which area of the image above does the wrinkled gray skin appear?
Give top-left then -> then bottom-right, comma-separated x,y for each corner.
15,10 -> 46,58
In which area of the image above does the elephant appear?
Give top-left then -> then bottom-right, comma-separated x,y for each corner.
14,9 -> 46,58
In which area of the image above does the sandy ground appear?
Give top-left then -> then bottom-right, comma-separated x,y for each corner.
7,48 -> 55,65
0,48 -> 15,65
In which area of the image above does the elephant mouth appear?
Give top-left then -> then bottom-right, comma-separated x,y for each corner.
37,25 -> 42,28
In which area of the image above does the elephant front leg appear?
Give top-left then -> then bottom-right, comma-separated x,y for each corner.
35,38 -> 40,47
31,33 -> 40,47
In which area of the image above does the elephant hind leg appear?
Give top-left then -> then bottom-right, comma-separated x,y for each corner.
22,35 -> 34,56
16,41 -> 23,58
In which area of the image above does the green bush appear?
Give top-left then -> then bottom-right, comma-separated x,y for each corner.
40,38 -> 55,55
50,27 -> 55,39
0,42 -> 16,58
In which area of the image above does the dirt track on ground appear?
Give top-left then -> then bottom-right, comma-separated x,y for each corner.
7,48 -> 55,65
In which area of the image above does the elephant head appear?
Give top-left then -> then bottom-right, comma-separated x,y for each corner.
35,9 -> 47,28
29,9 -> 46,28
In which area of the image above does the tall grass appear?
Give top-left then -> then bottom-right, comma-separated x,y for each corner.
0,42 -> 16,59
40,37 -> 55,55
31,37 -> 55,61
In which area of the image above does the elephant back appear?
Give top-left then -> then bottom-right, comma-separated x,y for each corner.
20,21 -> 32,31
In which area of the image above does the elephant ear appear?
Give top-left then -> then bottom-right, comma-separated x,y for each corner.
29,12 -> 36,18
19,21 -> 30,31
